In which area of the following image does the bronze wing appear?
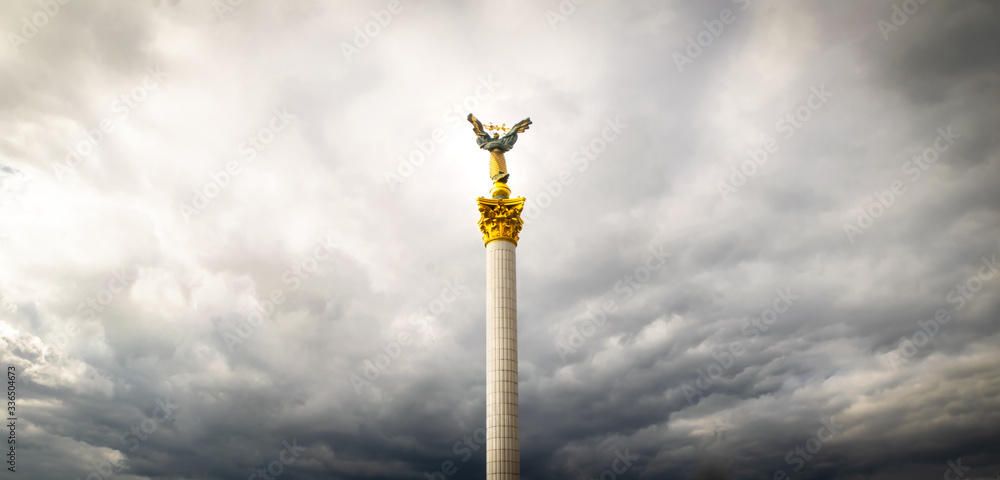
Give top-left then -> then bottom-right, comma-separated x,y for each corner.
507,118 -> 531,134
467,114 -> 492,143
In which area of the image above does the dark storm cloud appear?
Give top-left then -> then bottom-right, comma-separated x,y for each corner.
1,1 -> 998,479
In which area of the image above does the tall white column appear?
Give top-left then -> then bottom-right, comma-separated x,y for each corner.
486,239 -> 518,479
477,188 -> 525,480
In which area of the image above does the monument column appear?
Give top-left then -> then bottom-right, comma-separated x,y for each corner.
478,181 -> 524,480
467,113 -> 531,480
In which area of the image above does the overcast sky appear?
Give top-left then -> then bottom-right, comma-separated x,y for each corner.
1,1 -> 999,479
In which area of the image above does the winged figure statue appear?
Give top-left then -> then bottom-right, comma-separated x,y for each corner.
468,113 -> 531,183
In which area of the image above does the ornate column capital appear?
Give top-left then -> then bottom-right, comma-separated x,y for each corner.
476,196 -> 525,247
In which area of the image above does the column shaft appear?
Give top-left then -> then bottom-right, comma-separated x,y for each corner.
486,239 -> 519,479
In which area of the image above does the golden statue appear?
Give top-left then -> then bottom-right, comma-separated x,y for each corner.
467,113 -> 532,184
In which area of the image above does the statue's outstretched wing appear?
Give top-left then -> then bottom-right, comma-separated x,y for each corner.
467,114 -> 491,143
507,118 -> 531,135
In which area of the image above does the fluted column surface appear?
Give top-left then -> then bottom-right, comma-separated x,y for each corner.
485,239 -> 518,479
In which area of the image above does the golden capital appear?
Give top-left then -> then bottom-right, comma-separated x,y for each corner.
476,196 -> 525,247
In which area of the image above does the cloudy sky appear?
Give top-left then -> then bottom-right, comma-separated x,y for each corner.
2,1 -> 999,479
